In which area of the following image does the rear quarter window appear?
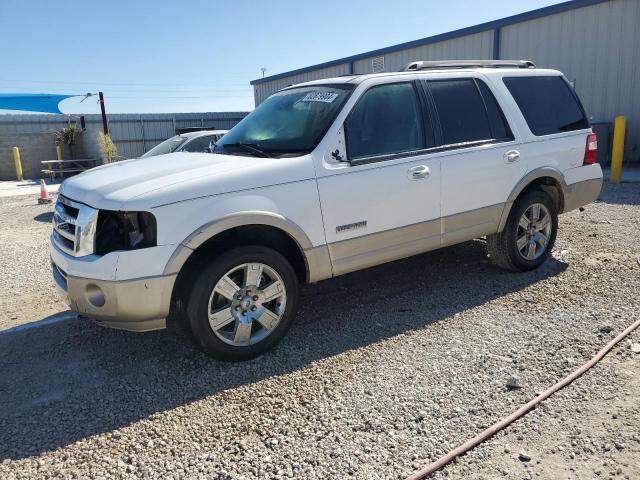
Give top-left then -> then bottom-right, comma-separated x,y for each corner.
503,76 -> 589,136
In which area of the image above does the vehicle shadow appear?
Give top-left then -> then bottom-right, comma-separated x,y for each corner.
0,240 -> 567,460
595,182 -> 640,206
33,212 -> 54,223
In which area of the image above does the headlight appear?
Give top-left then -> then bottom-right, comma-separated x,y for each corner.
95,211 -> 157,255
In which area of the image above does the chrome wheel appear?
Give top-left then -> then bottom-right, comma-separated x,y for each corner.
207,262 -> 286,346
516,203 -> 552,260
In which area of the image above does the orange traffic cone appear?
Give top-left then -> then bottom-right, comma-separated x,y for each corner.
38,179 -> 52,204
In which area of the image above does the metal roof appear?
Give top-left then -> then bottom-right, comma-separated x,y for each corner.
250,0 -> 610,86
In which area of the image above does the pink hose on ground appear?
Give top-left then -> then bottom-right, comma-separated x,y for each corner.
406,317 -> 640,480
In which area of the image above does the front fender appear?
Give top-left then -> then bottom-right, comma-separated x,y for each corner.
156,183 -> 331,283
162,210 -> 332,283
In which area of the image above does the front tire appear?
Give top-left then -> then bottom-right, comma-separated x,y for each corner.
186,246 -> 299,361
487,189 -> 558,272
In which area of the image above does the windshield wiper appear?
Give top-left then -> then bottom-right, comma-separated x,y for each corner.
222,142 -> 272,158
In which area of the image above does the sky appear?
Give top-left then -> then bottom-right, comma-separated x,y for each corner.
0,0 -> 562,115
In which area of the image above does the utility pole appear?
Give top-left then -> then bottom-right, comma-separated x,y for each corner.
98,91 -> 108,135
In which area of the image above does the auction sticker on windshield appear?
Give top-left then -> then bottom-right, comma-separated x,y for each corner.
300,91 -> 339,103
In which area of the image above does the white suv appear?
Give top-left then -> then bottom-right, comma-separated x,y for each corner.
140,130 -> 228,158
50,60 -> 602,360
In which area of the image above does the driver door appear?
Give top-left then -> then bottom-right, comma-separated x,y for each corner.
316,80 -> 442,276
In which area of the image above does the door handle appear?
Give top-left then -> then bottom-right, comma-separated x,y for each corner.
504,150 -> 520,163
408,165 -> 430,180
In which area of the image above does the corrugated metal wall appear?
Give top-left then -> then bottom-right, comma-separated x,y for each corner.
253,63 -> 351,105
352,31 -> 493,74
499,0 -> 640,162
0,111 -> 248,160
0,112 -> 248,179
0,114 -> 70,135
100,112 -> 248,159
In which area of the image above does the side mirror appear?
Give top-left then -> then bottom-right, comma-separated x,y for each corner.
330,149 -> 343,161
326,126 -> 348,164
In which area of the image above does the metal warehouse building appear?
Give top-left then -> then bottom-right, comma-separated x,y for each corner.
251,0 -> 640,163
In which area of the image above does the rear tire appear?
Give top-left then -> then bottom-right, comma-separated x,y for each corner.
186,246 -> 299,361
487,189 -> 558,272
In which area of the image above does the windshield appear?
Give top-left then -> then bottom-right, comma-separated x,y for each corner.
214,84 -> 353,157
141,135 -> 187,158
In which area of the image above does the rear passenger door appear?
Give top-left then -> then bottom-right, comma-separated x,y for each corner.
422,77 -> 524,245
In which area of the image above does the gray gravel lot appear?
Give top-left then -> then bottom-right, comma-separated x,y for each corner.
0,183 -> 638,479
0,194 -> 66,330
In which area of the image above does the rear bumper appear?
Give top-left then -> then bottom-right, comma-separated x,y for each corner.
52,261 -> 175,332
563,177 -> 603,213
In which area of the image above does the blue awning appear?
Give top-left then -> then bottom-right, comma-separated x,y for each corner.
0,93 -> 74,114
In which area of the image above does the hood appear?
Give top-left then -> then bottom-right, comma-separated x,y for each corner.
59,152 -> 314,211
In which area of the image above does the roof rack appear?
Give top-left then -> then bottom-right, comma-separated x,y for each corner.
402,59 -> 536,72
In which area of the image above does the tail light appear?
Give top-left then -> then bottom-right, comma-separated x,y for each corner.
583,133 -> 598,165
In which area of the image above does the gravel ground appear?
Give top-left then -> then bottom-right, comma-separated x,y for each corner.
435,332 -> 640,479
0,193 -> 66,330
0,183 -> 638,479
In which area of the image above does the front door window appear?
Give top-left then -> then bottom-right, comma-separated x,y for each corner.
344,82 -> 426,161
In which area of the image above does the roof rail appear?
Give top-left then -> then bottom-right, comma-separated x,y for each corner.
402,59 -> 536,72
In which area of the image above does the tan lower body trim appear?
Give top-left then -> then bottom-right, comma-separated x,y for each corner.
441,204 -> 503,247
328,219 -> 441,276
54,270 -> 176,332
497,201 -> 514,233
93,317 -> 167,332
497,177 -> 603,231
327,203 -> 505,277
304,245 -> 333,283
563,177 -> 602,213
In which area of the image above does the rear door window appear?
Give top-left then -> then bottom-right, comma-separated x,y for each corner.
427,79 -> 511,146
503,76 -> 589,136
477,80 -> 512,141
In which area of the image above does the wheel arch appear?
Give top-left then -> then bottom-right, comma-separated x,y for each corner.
498,167 -> 567,232
164,212 -> 332,315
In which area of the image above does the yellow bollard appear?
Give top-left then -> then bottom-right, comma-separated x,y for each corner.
12,147 -> 24,181
56,145 -> 62,161
610,115 -> 626,183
